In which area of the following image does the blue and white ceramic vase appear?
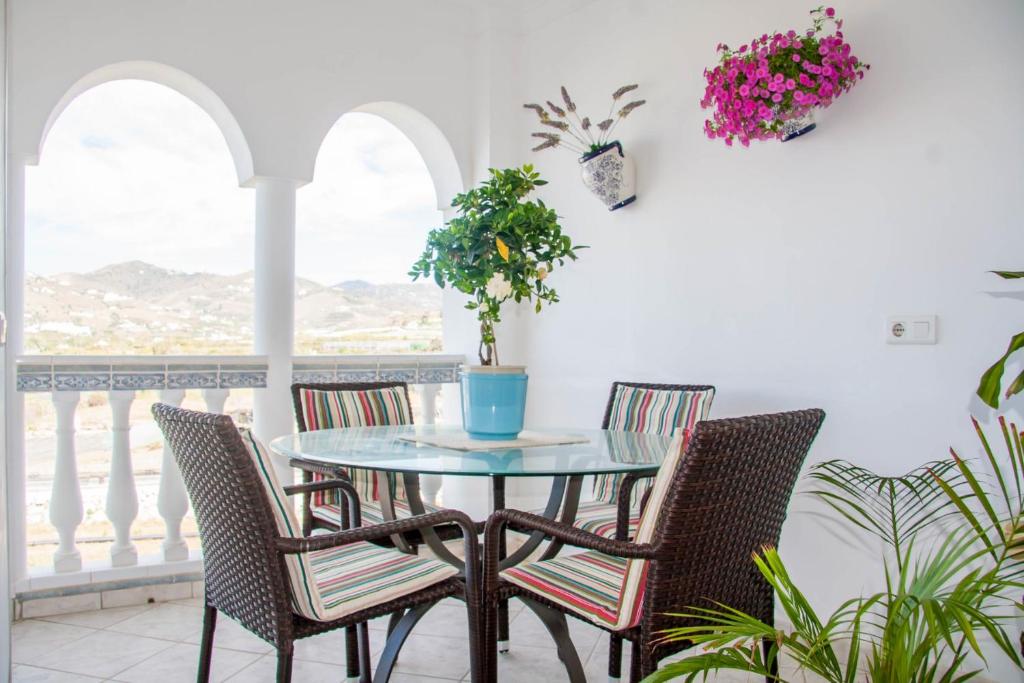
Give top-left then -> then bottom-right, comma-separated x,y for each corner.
780,109 -> 816,142
579,141 -> 636,211
460,366 -> 528,440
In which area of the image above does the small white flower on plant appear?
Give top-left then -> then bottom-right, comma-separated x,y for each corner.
536,266 -> 549,281
485,273 -> 513,301
479,302 -> 490,313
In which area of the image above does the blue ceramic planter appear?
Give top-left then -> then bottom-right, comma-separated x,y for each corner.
460,368 -> 528,440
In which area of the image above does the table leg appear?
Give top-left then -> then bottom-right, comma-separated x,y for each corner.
402,473 -> 465,570
377,471 -> 415,554
493,476 -> 510,654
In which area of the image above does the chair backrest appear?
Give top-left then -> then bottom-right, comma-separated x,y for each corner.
593,382 -> 716,504
636,409 -> 825,638
152,403 -> 296,645
291,381 -> 413,501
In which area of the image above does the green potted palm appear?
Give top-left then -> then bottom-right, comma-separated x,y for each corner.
410,165 -> 582,440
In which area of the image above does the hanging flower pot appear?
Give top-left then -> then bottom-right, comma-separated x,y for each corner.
579,141 -> 636,211
700,7 -> 868,147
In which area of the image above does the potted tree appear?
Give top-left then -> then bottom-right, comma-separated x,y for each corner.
410,165 -> 582,440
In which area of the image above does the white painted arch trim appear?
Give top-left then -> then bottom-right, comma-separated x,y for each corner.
35,60 -> 255,186
348,101 -> 464,212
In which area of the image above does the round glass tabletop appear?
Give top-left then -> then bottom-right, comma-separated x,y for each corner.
270,425 -> 672,477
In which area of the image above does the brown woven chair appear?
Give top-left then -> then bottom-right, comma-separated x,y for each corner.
483,409 -> 825,683
289,381 -> 466,545
153,403 -> 481,683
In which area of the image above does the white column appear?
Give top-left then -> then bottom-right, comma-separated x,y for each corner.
157,389 -> 188,561
418,385 -> 443,506
202,387 -> 229,414
6,160 -> 28,584
253,177 -> 298,482
106,391 -> 138,566
50,391 -> 83,572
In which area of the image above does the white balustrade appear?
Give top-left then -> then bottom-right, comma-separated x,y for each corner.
156,389 -> 189,562
202,387 -> 230,414
50,391 -> 83,572
418,384 -> 443,506
14,353 -> 458,591
106,390 -> 139,567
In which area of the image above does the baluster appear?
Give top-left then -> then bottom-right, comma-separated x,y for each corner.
106,390 -> 138,566
157,389 -> 189,561
50,391 -> 84,573
418,384 -> 443,506
202,388 -> 229,414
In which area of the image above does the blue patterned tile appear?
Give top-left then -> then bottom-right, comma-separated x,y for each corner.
219,371 -> 267,389
54,373 -> 110,391
111,372 -> 166,390
418,368 -> 457,384
166,371 -> 219,389
17,373 -> 53,392
337,370 -> 378,382
379,368 -> 417,382
292,370 -> 336,383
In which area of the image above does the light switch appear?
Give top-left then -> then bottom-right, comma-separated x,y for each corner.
887,315 -> 937,345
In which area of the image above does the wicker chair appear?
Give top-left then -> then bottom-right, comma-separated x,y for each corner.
537,381 -> 715,680
484,409 -> 825,683
152,403 -> 481,683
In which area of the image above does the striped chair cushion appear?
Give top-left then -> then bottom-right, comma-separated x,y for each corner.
570,500 -> 640,540
297,386 -> 412,505
240,429 -> 457,621
311,498 -> 442,528
503,430 -> 691,631
593,386 -> 714,504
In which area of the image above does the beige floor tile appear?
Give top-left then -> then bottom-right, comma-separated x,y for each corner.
12,620 -> 95,663
19,630 -> 174,679
183,614 -> 274,655
38,605 -> 151,630
225,654 -> 348,682
484,643 -> 577,683
106,602 -> 204,642
11,665 -> 103,682
506,607 -> 602,654
372,633 -> 472,680
110,643 -> 260,683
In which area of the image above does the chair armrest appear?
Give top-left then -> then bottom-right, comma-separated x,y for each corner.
283,478 -> 362,528
485,509 -> 655,561
288,458 -> 350,478
614,471 -> 656,541
275,509 -> 477,554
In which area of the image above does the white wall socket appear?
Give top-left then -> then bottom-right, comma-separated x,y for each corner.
886,315 -> 937,345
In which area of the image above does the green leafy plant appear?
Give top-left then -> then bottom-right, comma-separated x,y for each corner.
409,166 -> 582,365
978,271 -> 1024,409
644,426 -> 1024,682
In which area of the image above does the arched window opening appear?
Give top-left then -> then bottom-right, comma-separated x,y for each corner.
26,79 -> 254,356
295,112 -> 443,355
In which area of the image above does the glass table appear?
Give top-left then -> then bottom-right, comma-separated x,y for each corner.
270,424 -> 672,651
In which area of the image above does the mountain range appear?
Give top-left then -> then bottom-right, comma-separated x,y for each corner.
25,261 -> 442,355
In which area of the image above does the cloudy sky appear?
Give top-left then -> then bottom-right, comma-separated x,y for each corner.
26,80 -> 441,285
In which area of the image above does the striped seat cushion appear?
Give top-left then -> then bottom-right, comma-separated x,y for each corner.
503,430 -> 691,631
311,498 -> 442,528
571,500 -> 640,540
296,386 -> 412,505
593,386 -> 714,505
240,429 -> 456,622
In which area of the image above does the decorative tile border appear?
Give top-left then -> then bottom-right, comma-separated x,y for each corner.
17,354 -> 464,392
292,354 -> 464,385
16,356 -> 270,393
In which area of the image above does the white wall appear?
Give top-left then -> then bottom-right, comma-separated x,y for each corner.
506,0 -> 1024,675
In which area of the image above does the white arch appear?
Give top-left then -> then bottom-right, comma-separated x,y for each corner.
36,61 -> 255,185
325,101 -> 464,211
